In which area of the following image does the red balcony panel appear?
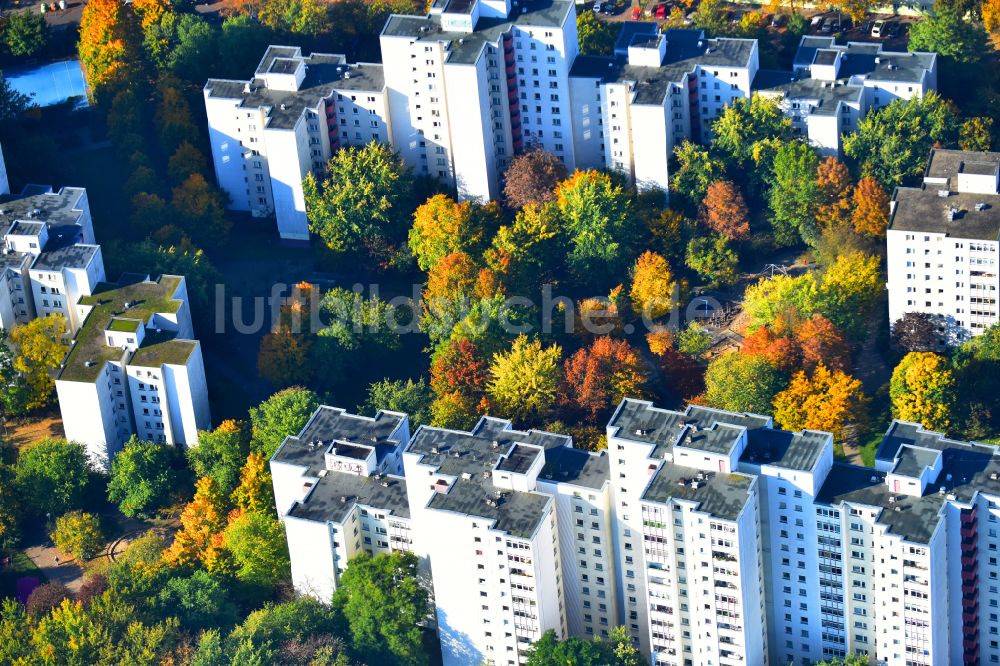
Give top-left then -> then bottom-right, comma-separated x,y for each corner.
964,638 -> 980,652
961,508 -> 977,524
962,525 -> 978,539
962,570 -> 979,584
962,553 -> 978,567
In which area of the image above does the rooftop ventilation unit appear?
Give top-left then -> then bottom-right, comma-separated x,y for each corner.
948,208 -> 959,221
937,189 -> 950,197
976,202 -> 988,211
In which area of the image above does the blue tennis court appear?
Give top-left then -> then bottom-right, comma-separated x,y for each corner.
6,59 -> 88,108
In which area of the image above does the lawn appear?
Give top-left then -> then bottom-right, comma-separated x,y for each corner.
0,550 -> 45,600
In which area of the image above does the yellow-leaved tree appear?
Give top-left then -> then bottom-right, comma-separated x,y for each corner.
487,335 -> 562,423
164,476 -> 228,568
773,363 -> 867,440
890,352 -> 957,432
629,251 -> 679,321
9,314 -> 67,411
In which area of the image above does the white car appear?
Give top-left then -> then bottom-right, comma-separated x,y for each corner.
593,1 -> 602,11
872,19 -> 885,37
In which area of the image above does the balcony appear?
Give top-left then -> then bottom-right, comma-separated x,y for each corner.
961,509 -> 977,525
961,524 -> 978,539
962,569 -> 979,584
962,552 -> 978,568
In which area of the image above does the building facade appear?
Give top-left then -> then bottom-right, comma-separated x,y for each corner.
206,7 -> 938,240
272,398 -> 1000,666
54,274 -> 211,468
887,149 -> 1000,344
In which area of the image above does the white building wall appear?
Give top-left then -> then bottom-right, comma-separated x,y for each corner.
55,373 -> 118,468
285,514 -> 339,600
262,118 -> 313,241
567,75 -> 605,170
630,103 -> 670,193
444,55 -> 498,201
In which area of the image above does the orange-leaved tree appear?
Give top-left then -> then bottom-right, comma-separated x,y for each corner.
699,180 -> 750,241
773,363 -> 867,439
850,177 -> 889,238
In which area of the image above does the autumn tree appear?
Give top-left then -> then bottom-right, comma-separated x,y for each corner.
773,363 -> 867,439
408,194 -> 497,271
685,234 -> 739,287
986,0 -> 1000,47
629,251 -> 679,321
796,314 -> 851,372
172,173 -> 231,246
850,177 -> 889,238
78,0 -> 141,94
648,208 -> 695,267
703,353 -> 785,414
816,252 -> 882,337
959,117 -> 994,152
304,143 -> 413,263
222,510 -> 290,591
503,148 -> 568,209
164,475 -> 228,568
9,314 -> 67,411
187,420 -> 251,496
51,511 -> 104,561
430,338 -> 490,429
258,283 -> 317,388
890,352 -> 957,432
699,180 -> 750,241
488,335 -> 562,423
892,312 -> 940,353
554,170 -> 634,283
560,337 -> 646,423
577,10 -> 616,55
671,141 -> 728,213
711,94 -> 792,170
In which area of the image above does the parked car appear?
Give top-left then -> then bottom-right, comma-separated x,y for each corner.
885,20 -> 900,38
871,19 -> 885,37
771,13 -> 787,27
593,1 -> 602,11
820,16 -> 836,32
631,4 -> 641,19
810,14 -> 823,26
654,3 -> 666,19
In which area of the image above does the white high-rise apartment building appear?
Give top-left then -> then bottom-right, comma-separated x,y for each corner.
754,37 -> 936,156
0,152 -> 105,332
275,398 -> 1000,666
55,274 -> 211,468
205,47 -> 390,242
205,12 -> 938,238
888,149 -> 1000,344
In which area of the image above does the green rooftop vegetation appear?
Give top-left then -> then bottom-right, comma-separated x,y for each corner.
106,318 -> 142,333
130,335 -> 197,369
60,275 -> 185,383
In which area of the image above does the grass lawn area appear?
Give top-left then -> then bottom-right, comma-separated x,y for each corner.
0,550 -> 46,599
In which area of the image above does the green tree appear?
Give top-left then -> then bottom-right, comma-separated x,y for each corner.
316,288 -> 403,379
217,15 -> 273,79
908,8 -> 987,63
488,335 -> 562,423
890,352 -> 957,432
154,569 -> 239,631
768,140 -> 820,246
742,273 -> 818,332
304,143 -> 413,260
704,353 -> 786,413
0,463 -> 20,549
408,194 -> 496,271
362,378 -> 432,428
188,420 -> 250,496
685,234 -> 739,287
0,71 -> 33,122
843,92 -> 959,188
487,202 -> 565,292
2,12 -> 49,57
168,14 -> 216,81
221,511 -> 291,591
577,10 -> 616,55
333,552 -> 430,666
248,387 -> 320,459
51,511 -> 104,561
554,170 -> 634,284
712,95 -> 792,169
15,438 -> 90,519
816,252 -> 882,338
107,437 -> 179,518
960,116 -> 994,151
526,630 -> 616,666
671,141 -> 727,214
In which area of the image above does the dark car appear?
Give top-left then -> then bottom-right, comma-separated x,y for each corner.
886,20 -> 901,38
771,13 -> 787,27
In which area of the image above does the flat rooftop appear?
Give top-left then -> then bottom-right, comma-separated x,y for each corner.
539,446 -> 609,490
0,185 -> 88,231
407,418 -> 569,539
288,469 -> 410,524
793,37 -> 935,84
59,274 -> 186,383
752,70 -> 864,116
206,47 -> 386,130
925,149 -> 1000,188
272,406 -> 407,475
817,421 -> 1000,543
889,186 -> 1000,240
643,463 -> 755,521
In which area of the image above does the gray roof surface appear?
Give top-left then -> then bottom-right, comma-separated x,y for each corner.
818,421 -> 1000,543
287,470 -> 410,523
643,463 -> 755,521
793,37 -> 934,84
382,0 -> 573,66
0,186 -> 88,230
31,243 -> 98,271
889,186 -> 1000,240
569,55 -> 622,81
609,399 -> 829,472
614,21 -> 659,56
752,71 -> 863,116
206,48 -> 385,130
407,418 -> 566,538
272,406 -> 406,474
925,149 -> 1000,187
539,446 -> 609,490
